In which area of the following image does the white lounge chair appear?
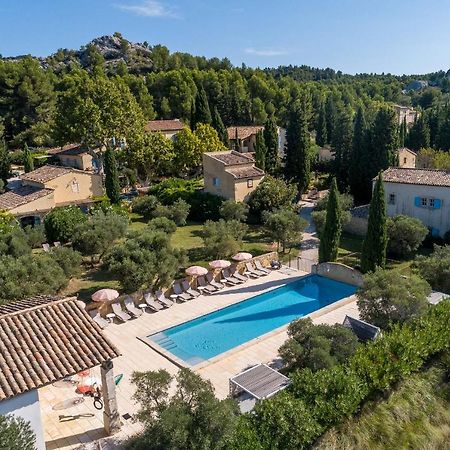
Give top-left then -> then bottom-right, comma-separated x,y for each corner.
206,273 -> 225,289
172,283 -> 193,301
254,260 -> 271,274
144,292 -> 163,311
124,296 -> 143,317
222,269 -> 243,285
245,262 -> 265,278
155,290 -> 174,307
42,243 -> 51,253
92,313 -> 109,329
230,268 -> 248,282
111,302 -> 131,322
54,241 -> 61,248
197,276 -> 217,294
182,280 -> 201,297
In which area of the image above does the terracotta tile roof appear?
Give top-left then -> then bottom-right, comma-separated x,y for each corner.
145,119 -> 185,132
47,144 -> 99,156
0,185 -> 53,211
396,147 -> 417,155
0,298 -> 120,401
0,296 -> 61,315
381,168 -> 450,187
227,126 -> 264,140
226,166 -> 265,179
20,165 -> 73,184
210,151 -> 255,166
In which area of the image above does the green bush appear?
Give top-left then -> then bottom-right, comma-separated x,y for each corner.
147,217 -> 177,234
0,414 -> 36,450
387,214 -> 428,258
188,191 -> 223,221
131,195 -> 159,220
44,206 -> 87,243
23,225 -> 46,248
151,198 -> 190,226
220,200 -> 249,222
315,192 -> 354,211
50,247 -> 82,278
0,229 -> 31,257
148,178 -> 203,204
414,244 -> 450,294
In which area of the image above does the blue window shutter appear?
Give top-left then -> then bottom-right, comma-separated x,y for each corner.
432,228 -> 440,237
434,199 -> 441,209
414,196 -> 421,207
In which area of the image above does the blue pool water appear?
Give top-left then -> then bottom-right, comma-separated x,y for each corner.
147,275 -> 356,365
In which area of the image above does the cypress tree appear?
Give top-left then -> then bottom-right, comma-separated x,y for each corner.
319,178 -> 342,263
254,130 -> 266,171
23,143 -> 34,173
407,113 -> 430,151
361,172 -> 387,273
316,100 -> 327,147
104,147 -> 121,204
333,107 -> 353,191
212,106 -> 229,147
192,86 -> 212,129
0,139 -> 10,187
263,116 -> 279,174
399,116 -> 407,148
285,95 -> 312,194
325,94 -> 337,145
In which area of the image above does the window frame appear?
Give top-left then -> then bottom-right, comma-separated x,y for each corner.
247,179 -> 253,188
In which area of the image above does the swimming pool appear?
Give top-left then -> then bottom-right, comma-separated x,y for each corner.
146,275 -> 356,366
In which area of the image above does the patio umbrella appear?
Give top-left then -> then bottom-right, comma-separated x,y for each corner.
185,266 -> 208,276
209,259 -> 231,269
91,288 -> 120,302
232,252 -> 253,262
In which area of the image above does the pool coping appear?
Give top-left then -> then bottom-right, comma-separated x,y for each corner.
137,274 -> 357,370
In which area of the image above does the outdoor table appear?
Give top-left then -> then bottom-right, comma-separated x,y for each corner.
106,313 -> 116,323
138,303 -> 147,312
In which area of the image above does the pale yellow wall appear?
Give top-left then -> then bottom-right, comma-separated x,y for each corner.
233,176 -> 263,202
398,149 -> 416,168
58,153 -> 93,170
9,192 -> 55,215
383,181 -> 450,236
40,172 -> 103,205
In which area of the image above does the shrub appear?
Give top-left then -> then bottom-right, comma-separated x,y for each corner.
131,195 -> 159,220
414,244 -> 450,294
148,178 -> 203,204
23,225 -> 46,248
44,206 -> 86,244
315,192 -> 354,211
279,318 -> 360,372
0,414 -> 36,450
357,269 -> 431,329
188,191 -> 223,221
0,229 -> 31,257
387,215 -> 428,258
312,209 -> 351,236
50,247 -> 82,278
151,198 -> 190,226
219,200 -> 249,222
147,217 -> 177,235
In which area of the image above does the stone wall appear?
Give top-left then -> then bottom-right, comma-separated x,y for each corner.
344,216 -> 368,236
312,262 -> 364,287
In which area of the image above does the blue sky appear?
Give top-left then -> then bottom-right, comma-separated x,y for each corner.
1,0 -> 449,74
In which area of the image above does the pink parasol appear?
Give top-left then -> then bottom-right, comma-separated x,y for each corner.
209,260 -> 231,269
91,289 -> 120,302
232,252 -> 253,262
185,266 -> 208,276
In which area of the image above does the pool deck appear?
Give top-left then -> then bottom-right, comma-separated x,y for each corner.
40,268 -> 359,450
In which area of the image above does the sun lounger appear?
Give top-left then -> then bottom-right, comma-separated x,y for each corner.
92,313 -> 109,329
254,260 -> 271,274
144,292 -> 163,311
42,243 -> 51,252
245,262 -> 265,278
111,302 -> 132,322
182,280 -> 201,297
230,268 -> 248,282
53,241 -> 61,248
155,290 -> 174,307
124,296 -> 143,317
206,273 -> 225,289
173,283 -> 193,301
222,269 -> 244,285
197,276 -> 217,294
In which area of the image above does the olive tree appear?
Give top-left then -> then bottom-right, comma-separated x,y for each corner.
387,215 -> 428,258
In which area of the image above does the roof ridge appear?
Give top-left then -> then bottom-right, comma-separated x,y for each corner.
0,296 -> 77,318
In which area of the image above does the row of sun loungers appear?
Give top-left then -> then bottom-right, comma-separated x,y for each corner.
93,260 -> 273,326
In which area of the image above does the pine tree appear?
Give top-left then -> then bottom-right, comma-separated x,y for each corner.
263,116 -> 279,174
316,100 -> 328,147
407,113 -> 430,151
284,95 -> 312,194
399,116 -> 407,148
104,147 -> 121,204
333,107 -> 353,191
325,94 -> 337,145
0,139 -> 10,186
192,86 -> 212,129
212,106 -> 229,147
361,172 -> 387,273
349,107 -> 370,203
254,130 -> 266,171
23,143 -> 34,173
319,178 -> 342,263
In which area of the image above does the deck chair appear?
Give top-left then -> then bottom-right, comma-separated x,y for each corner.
197,276 -> 217,294
155,290 -> 174,307
221,269 -> 243,285
254,260 -> 271,274
229,267 -> 248,282
124,296 -> 143,317
172,283 -> 193,301
182,280 -> 201,297
42,243 -> 51,252
144,292 -> 163,311
92,313 -> 109,329
206,273 -> 225,289
53,241 -> 61,248
245,262 -> 264,278
111,302 -> 131,322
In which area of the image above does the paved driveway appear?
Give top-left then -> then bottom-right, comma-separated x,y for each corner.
299,201 -> 319,265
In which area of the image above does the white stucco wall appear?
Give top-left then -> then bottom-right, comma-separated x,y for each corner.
0,389 -> 45,450
383,182 -> 450,237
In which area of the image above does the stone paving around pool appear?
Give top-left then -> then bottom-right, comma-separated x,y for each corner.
40,268 -> 359,449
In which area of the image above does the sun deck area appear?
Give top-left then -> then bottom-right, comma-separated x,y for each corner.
40,268 -> 359,449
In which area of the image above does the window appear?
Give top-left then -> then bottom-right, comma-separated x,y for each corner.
403,157 -> 407,164
71,180 -> 80,193
421,197 -> 427,207
429,198 -> 435,208
213,177 -> 220,187
247,179 -> 253,188
388,193 -> 396,205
